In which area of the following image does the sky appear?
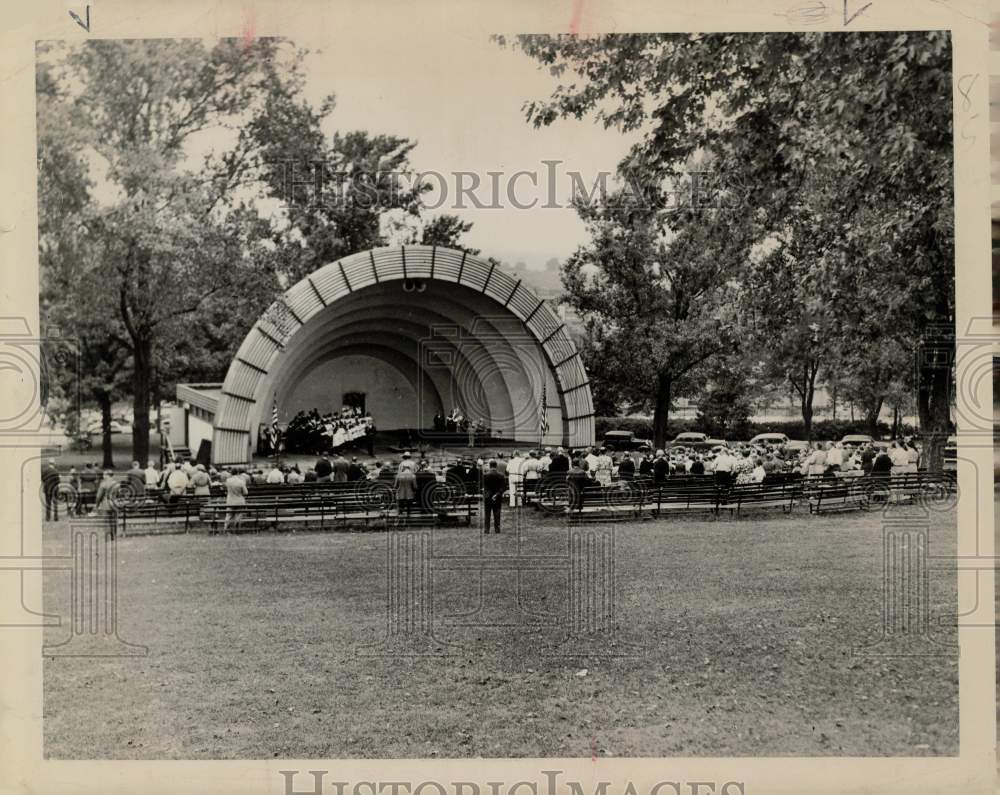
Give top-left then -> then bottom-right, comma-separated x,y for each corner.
296,28 -> 639,267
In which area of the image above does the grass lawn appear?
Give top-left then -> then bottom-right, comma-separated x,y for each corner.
42,505 -> 958,759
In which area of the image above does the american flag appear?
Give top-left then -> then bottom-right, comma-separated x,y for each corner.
539,382 -> 548,438
270,395 -> 279,446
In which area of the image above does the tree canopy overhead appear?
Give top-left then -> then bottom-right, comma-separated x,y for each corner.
505,31 -> 954,462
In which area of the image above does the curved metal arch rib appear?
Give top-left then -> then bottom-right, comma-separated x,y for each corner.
213,245 -> 594,464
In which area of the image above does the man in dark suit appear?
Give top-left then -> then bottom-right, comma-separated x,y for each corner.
42,459 -> 61,521
482,460 -> 506,533
347,457 -> 366,482
567,458 -> 589,512
314,457 -> 333,482
871,448 -> 892,478
332,453 -> 350,483
548,446 -> 570,473
638,452 -> 654,479
617,454 -> 636,480
860,444 -> 876,475
653,451 -> 670,486
414,461 -> 437,513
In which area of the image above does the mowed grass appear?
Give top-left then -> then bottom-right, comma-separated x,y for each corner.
42,506 -> 959,759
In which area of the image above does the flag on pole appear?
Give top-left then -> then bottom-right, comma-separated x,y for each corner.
270,394 -> 279,450
539,382 -> 548,441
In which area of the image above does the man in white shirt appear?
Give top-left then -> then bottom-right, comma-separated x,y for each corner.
584,446 -> 600,476
166,464 -> 189,498
713,448 -> 735,486
826,442 -> 844,472
144,461 -> 160,488
266,466 -> 285,484
507,450 -> 524,506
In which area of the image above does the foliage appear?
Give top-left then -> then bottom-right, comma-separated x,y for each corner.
506,31 -> 953,466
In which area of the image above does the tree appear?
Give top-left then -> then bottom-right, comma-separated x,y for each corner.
506,31 -> 954,468
38,38 -> 312,466
418,214 -> 478,253
561,196 -> 741,448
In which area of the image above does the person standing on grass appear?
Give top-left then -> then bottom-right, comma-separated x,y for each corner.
91,470 -> 116,516
314,456 -> 333,482
191,464 -> 212,496
507,450 -> 524,507
713,447 -> 735,488
394,464 -> 416,518
223,469 -> 248,533
42,459 -> 61,521
482,460 -> 506,533
332,452 -> 350,482
567,458 -> 589,512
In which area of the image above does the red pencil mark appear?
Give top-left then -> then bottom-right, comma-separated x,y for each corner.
241,5 -> 257,50
591,734 -> 597,762
569,0 -> 586,36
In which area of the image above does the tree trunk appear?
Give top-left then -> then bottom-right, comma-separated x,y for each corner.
652,372 -> 672,449
99,392 -> 114,469
917,347 -> 951,473
891,406 -> 899,440
132,334 -> 152,467
864,396 -> 883,438
799,362 -> 818,442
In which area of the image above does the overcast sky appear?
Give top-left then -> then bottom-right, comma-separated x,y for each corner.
298,29 -> 638,266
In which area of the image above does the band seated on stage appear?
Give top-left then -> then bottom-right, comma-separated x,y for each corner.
281,405 -> 375,455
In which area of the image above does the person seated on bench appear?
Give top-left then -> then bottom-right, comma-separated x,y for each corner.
750,457 -> 766,483
286,465 -> 304,484
689,455 -> 705,475
265,465 -> 285,484
734,450 -> 755,484
870,447 -> 893,478
888,442 -> 909,472
165,463 -> 189,503
901,439 -> 920,473
618,453 -> 636,480
652,450 -> 669,485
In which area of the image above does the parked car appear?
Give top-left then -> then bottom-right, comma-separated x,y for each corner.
749,433 -> 790,446
670,432 -> 708,448
705,438 -> 729,450
841,434 -> 875,448
602,430 -> 654,452
85,419 -> 127,435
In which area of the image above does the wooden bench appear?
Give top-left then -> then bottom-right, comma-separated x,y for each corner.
722,480 -> 803,516
564,481 -> 651,522
116,496 -> 211,536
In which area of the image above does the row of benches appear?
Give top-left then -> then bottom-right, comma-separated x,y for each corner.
534,473 -> 955,522
107,472 -> 954,535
